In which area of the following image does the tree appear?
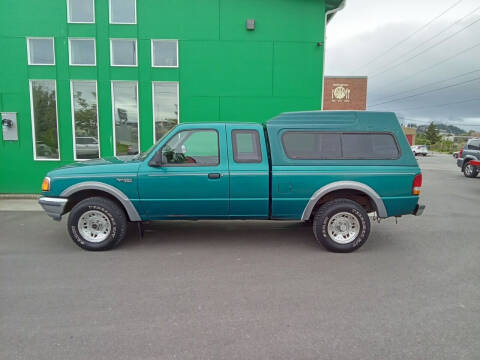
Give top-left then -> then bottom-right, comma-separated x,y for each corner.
425,122 -> 441,144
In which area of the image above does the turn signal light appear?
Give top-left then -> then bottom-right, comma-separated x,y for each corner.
41,177 -> 50,192
412,173 -> 422,195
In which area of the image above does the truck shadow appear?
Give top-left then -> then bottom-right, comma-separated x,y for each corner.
122,220 -> 321,250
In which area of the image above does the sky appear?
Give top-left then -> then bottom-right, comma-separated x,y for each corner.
325,0 -> 480,132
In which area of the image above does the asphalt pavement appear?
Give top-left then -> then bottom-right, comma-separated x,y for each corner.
1,153 -> 479,360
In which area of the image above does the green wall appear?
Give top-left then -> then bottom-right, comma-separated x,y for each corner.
0,0 -> 329,193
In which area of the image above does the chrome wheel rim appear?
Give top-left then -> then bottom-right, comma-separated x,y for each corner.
327,212 -> 361,244
465,164 -> 473,176
78,210 -> 112,243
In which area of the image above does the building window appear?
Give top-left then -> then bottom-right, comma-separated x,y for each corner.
112,81 -> 139,155
27,38 -> 55,65
67,0 -> 95,23
151,40 -> 178,68
109,0 -> 136,24
29,80 -> 60,160
110,39 -> 137,66
69,38 -> 96,66
232,130 -> 262,163
161,130 -> 219,166
153,82 -> 179,142
71,81 -> 100,160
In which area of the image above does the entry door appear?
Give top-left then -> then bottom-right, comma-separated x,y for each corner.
138,125 -> 229,219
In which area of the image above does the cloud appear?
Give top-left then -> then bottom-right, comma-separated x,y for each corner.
325,9 -> 480,131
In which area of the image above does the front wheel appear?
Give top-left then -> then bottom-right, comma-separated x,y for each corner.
463,162 -> 478,178
313,199 -> 370,252
67,197 -> 128,251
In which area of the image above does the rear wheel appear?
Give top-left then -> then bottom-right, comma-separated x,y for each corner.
67,197 -> 127,251
463,161 -> 478,178
313,199 -> 370,252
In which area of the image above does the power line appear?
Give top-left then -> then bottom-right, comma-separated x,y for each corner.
396,97 -> 480,111
370,40 -> 480,92
369,76 -> 480,107
372,3 -> 480,76
369,69 -> 480,103
353,0 -> 466,72
369,15 -> 480,79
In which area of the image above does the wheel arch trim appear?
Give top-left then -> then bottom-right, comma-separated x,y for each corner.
60,181 -> 142,221
301,181 -> 388,221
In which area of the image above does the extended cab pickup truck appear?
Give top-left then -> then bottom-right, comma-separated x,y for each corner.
39,111 -> 425,252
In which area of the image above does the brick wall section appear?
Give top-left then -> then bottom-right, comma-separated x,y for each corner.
323,77 -> 368,110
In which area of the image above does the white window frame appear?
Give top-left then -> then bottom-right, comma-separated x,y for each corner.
151,39 -> 179,68
109,0 -> 137,24
110,38 -> 138,67
152,81 -> 179,143
67,0 -> 95,24
29,80 -> 61,161
70,80 -> 101,161
68,38 -> 97,66
27,37 -> 55,66
111,81 -> 140,156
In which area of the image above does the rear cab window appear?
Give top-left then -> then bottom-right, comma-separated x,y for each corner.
281,132 -> 400,160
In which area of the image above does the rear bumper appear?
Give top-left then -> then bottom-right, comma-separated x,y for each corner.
412,204 -> 425,216
38,197 -> 68,221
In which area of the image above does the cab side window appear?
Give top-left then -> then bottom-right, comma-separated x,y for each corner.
232,130 -> 262,163
162,129 -> 219,166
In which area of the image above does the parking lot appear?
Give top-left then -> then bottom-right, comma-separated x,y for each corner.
1,153 -> 479,360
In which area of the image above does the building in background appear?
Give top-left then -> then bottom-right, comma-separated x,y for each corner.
0,0 -> 345,193
323,76 -> 367,110
402,127 -> 417,146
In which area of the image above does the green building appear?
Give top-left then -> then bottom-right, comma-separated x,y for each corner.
0,0 -> 344,193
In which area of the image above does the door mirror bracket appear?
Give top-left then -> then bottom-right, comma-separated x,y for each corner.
148,151 -> 164,167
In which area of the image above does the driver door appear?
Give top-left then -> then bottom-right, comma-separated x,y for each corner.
138,125 -> 230,219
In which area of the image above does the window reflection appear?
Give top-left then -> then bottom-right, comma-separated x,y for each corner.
28,38 -> 55,65
30,80 -> 59,160
72,81 -> 99,159
152,40 -> 178,67
112,81 -> 139,155
153,82 -> 179,142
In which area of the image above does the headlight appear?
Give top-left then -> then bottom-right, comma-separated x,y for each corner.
41,177 -> 51,192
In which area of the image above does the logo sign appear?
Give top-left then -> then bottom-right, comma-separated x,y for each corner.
331,84 -> 351,103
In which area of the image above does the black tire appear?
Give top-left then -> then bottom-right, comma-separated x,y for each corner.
312,198 -> 370,253
67,197 -> 128,251
463,161 -> 478,178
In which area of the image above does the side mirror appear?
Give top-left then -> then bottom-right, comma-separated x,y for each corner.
148,151 -> 164,167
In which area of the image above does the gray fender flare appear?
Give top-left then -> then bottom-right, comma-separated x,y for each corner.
301,181 -> 388,221
60,181 -> 142,221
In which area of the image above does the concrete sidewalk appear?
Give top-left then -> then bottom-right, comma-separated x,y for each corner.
0,198 -> 42,211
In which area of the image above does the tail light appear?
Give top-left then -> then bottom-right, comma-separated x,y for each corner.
412,173 -> 422,195
459,148 -> 464,158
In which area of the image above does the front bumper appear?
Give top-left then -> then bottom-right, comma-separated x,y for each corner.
38,197 -> 68,221
412,204 -> 425,216
456,158 -> 464,169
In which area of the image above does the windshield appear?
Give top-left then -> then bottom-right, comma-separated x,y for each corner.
136,126 -> 176,161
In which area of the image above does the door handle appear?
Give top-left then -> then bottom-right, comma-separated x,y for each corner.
208,173 -> 221,179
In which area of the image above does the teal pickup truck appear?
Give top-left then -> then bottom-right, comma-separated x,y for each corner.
39,111 -> 424,252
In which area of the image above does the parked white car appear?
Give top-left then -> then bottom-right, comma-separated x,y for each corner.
76,137 -> 99,158
411,145 -> 429,156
